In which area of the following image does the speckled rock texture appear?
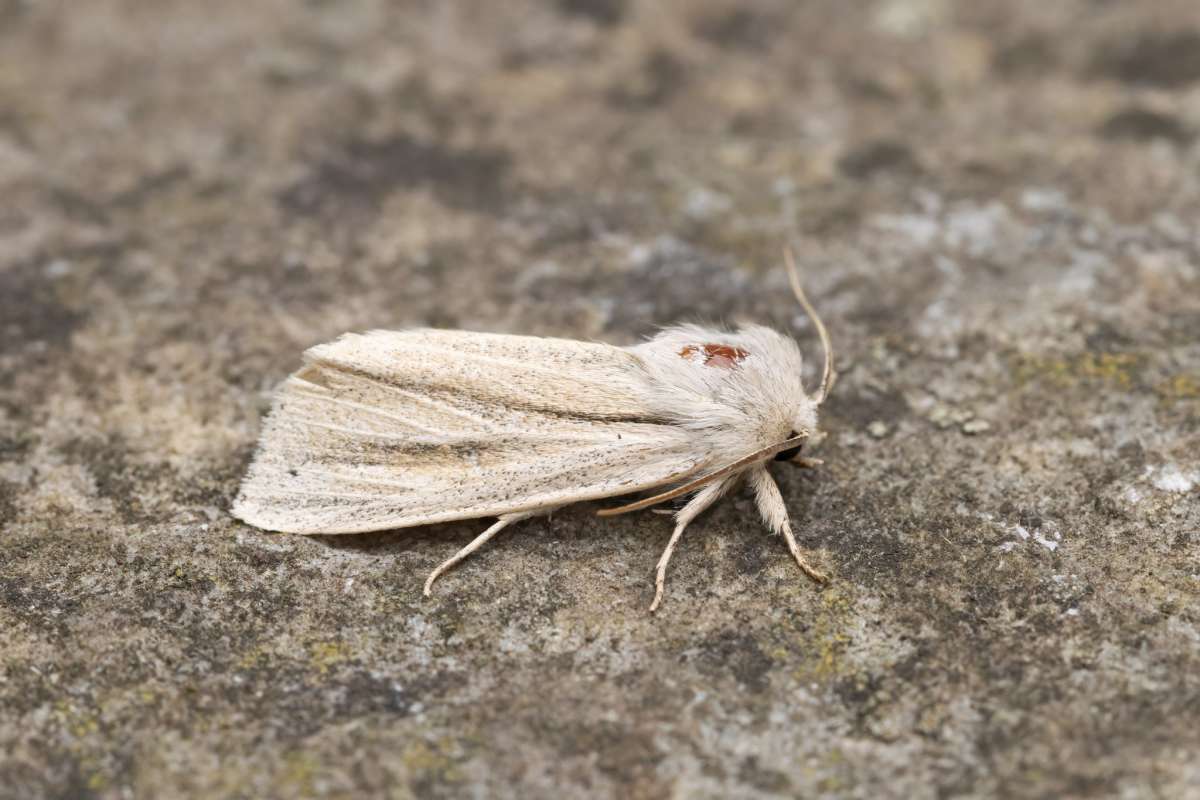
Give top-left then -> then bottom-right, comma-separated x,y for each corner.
2,1 -> 1199,797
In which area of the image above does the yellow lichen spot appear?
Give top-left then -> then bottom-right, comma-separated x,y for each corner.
1157,373 -> 1200,401
915,703 -> 945,736
786,586 -> 854,681
70,717 -> 99,737
812,591 -> 854,679
308,640 -> 351,675
1014,351 -> 1141,391
814,747 -> 849,793
279,751 -> 318,795
1076,352 -> 1138,388
236,645 -> 271,670
1013,354 -> 1067,387
54,700 -> 100,739
401,738 -> 465,785
817,775 -> 845,793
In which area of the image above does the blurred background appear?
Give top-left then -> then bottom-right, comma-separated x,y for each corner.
2,1 -> 1198,797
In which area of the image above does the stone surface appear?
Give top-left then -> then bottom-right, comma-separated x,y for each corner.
2,1 -> 1199,797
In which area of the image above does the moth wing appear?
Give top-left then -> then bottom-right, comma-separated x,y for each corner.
232,330 -> 706,533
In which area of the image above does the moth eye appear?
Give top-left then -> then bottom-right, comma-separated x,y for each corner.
678,343 -> 750,369
774,434 -> 803,461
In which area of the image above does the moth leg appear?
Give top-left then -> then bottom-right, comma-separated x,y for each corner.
423,511 -> 534,597
651,477 -> 735,612
748,467 -> 829,584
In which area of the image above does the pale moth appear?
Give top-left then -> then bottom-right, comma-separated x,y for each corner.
232,249 -> 836,610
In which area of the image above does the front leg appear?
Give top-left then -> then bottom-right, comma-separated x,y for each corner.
747,467 -> 829,585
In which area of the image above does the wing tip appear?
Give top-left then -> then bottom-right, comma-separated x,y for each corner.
229,492 -> 286,533
303,328 -> 429,363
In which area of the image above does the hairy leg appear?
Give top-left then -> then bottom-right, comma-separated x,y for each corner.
423,511 -> 536,596
747,467 -> 829,584
650,477 -> 736,612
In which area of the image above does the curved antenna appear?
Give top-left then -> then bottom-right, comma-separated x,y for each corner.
784,247 -> 835,405
596,433 -> 809,517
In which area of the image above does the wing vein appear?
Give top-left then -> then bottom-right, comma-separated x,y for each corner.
365,339 -> 638,392
288,388 -> 446,436
312,362 -> 503,432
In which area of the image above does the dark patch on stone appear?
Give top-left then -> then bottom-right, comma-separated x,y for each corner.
0,480 -> 17,526
592,243 -> 769,337
556,0 -> 624,26
607,50 -> 686,109
49,184 -> 110,226
0,261 -> 87,350
1083,321 -> 1137,351
210,254 -> 347,318
838,140 -> 920,179
110,164 -> 191,209
992,34 -> 1058,77
1172,529 -> 1196,551
831,514 -> 925,585
332,667 -> 466,720
1090,31 -> 1200,88
219,581 -> 305,635
392,75 -> 487,140
842,73 -> 904,103
1098,108 -> 1192,145
51,756 -> 102,800
695,9 -> 774,50
536,717 -> 666,788
829,386 -> 908,430
695,629 -> 774,693
62,436 -> 169,523
170,447 -> 252,511
737,755 -> 792,793
730,518 -> 769,577
278,133 -> 512,217
834,670 -> 889,729
0,664 -> 59,721
0,0 -> 33,32
0,574 -> 81,638
1165,311 -> 1200,344
0,107 -> 32,148
0,432 -> 33,460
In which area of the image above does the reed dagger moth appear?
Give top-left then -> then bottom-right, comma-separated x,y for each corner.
233,249 -> 836,610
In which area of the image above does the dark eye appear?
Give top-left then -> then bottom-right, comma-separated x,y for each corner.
774,433 -> 803,461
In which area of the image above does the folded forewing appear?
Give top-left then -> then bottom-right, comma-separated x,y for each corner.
233,330 -> 705,533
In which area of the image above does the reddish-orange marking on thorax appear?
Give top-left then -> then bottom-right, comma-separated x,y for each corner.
679,343 -> 750,369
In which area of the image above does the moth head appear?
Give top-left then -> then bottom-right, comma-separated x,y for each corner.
773,411 -> 822,466
774,403 -> 818,464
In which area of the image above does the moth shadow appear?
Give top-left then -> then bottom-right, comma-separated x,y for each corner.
306,519 -> 487,557
305,504 -> 615,561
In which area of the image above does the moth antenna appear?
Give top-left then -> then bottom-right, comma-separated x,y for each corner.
783,246 -> 835,405
597,433 -> 809,517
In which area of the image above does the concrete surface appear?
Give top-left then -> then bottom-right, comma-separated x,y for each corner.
2,1 -> 1199,797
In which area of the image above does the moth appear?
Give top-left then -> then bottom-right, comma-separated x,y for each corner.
233,249 -> 836,610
